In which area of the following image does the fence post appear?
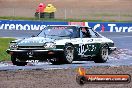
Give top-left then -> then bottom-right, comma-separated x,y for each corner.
13,8 -> 15,17
39,8 -> 40,19
64,8 -> 66,19
119,11 -> 121,21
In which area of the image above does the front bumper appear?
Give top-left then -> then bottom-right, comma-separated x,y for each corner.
6,49 -> 64,61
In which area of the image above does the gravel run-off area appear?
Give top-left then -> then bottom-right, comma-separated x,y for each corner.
0,66 -> 132,88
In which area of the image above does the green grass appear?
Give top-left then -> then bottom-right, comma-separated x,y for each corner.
92,13 -> 132,17
92,13 -> 118,17
0,38 -> 15,61
0,16 -> 132,22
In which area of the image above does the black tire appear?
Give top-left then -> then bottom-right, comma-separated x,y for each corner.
11,56 -> 27,66
35,12 -> 39,18
49,12 -> 55,18
44,12 -> 50,18
63,44 -> 75,64
40,13 -> 45,18
94,44 -> 109,63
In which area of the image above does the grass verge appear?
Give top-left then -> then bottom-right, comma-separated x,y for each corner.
0,16 -> 132,22
0,38 -> 15,61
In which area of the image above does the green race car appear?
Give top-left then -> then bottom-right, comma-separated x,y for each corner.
6,25 -> 116,66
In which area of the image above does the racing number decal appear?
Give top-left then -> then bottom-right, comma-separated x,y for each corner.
78,43 -> 86,55
78,44 -> 96,55
88,44 -> 96,52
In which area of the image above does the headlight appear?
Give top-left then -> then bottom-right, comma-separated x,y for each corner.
9,43 -> 18,50
44,42 -> 56,49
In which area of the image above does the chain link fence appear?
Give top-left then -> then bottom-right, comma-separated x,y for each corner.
0,8 -> 132,21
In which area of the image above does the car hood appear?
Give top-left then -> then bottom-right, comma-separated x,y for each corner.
18,37 -> 55,46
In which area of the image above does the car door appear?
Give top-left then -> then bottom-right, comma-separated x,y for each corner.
78,27 -> 101,57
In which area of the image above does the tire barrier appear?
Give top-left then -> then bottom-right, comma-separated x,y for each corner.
35,3 -> 56,18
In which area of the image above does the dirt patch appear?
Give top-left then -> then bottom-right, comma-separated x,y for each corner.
0,66 -> 132,88
0,0 -> 132,20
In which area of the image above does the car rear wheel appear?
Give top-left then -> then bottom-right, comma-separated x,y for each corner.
63,44 -> 74,64
94,45 -> 108,63
11,56 -> 27,66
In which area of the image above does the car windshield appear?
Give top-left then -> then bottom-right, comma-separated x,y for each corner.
38,26 -> 79,38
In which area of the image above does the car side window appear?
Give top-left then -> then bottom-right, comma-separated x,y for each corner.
81,27 -> 91,38
88,29 -> 98,38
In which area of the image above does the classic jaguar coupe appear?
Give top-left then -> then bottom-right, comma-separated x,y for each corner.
6,25 -> 116,66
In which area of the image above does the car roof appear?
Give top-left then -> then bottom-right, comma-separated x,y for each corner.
46,25 -> 92,29
80,26 -> 92,29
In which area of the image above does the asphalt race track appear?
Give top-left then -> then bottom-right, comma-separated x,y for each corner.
0,30 -> 132,71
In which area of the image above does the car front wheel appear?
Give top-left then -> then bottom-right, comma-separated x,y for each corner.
63,44 -> 74,64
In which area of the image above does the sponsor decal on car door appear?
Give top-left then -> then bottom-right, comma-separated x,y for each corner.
78,38 -> 100,56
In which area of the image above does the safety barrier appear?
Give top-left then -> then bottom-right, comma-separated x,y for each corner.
0,20 -> 67,30
68,22 -> 132,32
0,20 -> 132,32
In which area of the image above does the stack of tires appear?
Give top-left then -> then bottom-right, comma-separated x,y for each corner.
35,12 -> 55,18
